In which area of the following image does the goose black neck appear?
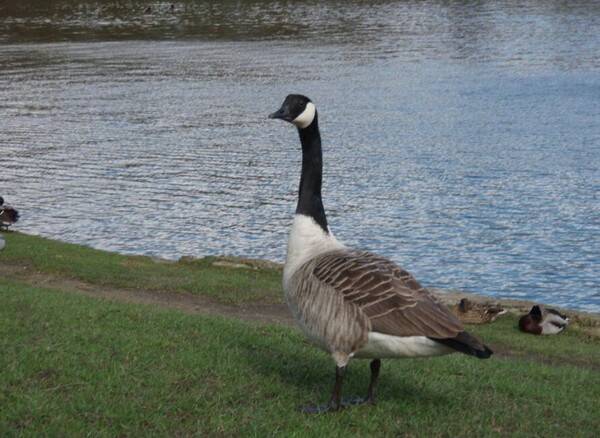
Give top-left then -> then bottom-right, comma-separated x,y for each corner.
296,113 -> 328,233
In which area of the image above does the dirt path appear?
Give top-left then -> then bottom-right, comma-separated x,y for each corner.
0,263 -> 295,327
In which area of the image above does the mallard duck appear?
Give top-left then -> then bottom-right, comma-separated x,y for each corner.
0,196 -> 19,229
519,305 -> 569,335
450,298 -> 507,324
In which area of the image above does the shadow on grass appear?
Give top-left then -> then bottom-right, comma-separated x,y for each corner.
236,330 -> 449,410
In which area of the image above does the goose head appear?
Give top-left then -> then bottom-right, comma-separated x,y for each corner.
269,94 -> 316,129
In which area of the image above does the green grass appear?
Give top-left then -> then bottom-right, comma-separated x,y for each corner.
1,279 -> 600,436
0,232 -> 281,304
1,232 -> 599,435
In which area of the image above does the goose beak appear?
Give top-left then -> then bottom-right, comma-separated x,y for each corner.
269,108 -> 285,120
269,107 -> 291,121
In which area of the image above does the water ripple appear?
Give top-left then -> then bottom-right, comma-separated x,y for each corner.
1,1 -> 599,311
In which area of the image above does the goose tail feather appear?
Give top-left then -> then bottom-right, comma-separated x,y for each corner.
430,331 -> 493,359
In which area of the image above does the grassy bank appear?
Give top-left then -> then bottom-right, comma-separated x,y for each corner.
1,232 -> 600,435
0,232 -> 281,305
2,280 -> 599,436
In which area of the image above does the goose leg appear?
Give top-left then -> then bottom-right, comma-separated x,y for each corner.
302,360 -> 382,413
329,365 -> 346,410
365,359 -> 381,404
333,359 -> 381,407
302,365 -> 346,414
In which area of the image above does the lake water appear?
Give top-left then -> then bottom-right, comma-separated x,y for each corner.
1,1 -> 599,311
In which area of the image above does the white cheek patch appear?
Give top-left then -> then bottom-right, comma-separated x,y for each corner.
292,102 -> 316,129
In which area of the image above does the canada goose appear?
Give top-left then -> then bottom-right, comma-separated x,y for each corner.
0,197 -> 19,229
270,95 -> 492,413
519,305 -> 569,335
450,298 -> 507,324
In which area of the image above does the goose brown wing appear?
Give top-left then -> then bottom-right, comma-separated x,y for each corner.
312,250 -> 463,338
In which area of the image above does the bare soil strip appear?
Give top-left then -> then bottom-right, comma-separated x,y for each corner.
0,263 -> 294,326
